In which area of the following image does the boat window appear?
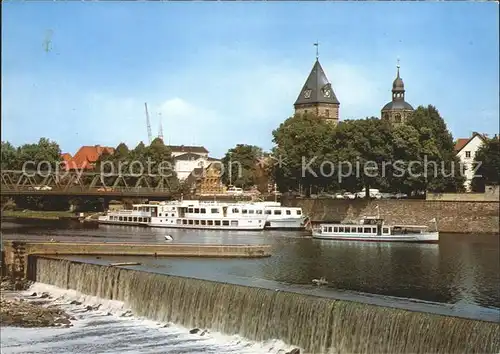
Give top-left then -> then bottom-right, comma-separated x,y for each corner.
215,220 -> 221,226
274,210 -> 282,215
133,207 -> 137,211
129,217 -> 132,222
200,208 -> 206,214
249,210 -> 254,214
265,210 -> 272,215
201,220 -> 206,225
364,228 -> 371,233
182,219 -> 187,225
207,220 -> 213,226
357,227 -> 363,233
334,227 -> 338,232
257,210 -> 263,214
231,220 -> 238,226
119,217 -> 123,221
223,220 -> 229,226
177,219 -> 181,224
242,209 -> 248,214
188,208 -> 193,213
345,227 -> 351,233
133,217 -> 137,222
339,227 -> 344,232
297,210 -> 302,215
159,213 -> 162,217
232,208 -> 239,213
286,210 -> 291,215
323,226 -> 328,232
188,220 -> 193,225
328,227 -> 333,232
194,208 -> 200,213
195,220 -> 200,225
383,228 -> 389,234
372,228 -> 376,233
211,208 -> 218,213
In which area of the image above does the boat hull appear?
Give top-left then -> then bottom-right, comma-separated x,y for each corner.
312,231 -> 439,243
265,219 -> 304,230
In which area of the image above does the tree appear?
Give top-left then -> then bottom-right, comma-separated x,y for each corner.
471,136 -> 500,192
221,144 -> 263,188
406,105 -> 465,193
272,112 -> 337,195
331,118 -> 394,197
1,141 -> 17,170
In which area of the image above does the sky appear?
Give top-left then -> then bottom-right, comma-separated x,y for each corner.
2,1 -> 499,158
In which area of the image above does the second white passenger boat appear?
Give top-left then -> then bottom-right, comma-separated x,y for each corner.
312,217 -> 439,243
148,200 -> 267,231
97,204 -> 155,226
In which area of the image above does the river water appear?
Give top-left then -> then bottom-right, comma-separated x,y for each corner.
2,218 -> 499,320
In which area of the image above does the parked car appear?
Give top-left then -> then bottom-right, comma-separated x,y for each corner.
394,193 -> 408,199
334,193 -> 345,200
343,192 -> 356,200
33,185 -> 52,191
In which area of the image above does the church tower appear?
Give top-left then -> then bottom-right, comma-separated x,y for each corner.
381,62 -> 414,125
294,57 -> 340,125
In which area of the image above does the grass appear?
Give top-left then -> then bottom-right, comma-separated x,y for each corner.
2,210 -> 75,220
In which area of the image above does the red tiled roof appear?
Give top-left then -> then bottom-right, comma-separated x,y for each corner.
60,153 -> 72,162
454,139 -> 469,153
63,145 -> 114,170
454,132 -> 486,154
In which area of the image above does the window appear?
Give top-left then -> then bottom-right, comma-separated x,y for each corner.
215,220 -> 221,226
274,210 -> 282,215
195,220 -> 200,225
364,228 -> 371,234
207,220 -> 213,226
325,109 -> 330,117
296,210 -> 302,215
188,208 -> 193,213
182,219 -> 187,225
323,226 -> 328,232
339,227 -> 344,232
334,227 -> 338,232
465,151 -> 471,158
249,210 -> 254,214
383,228 -> 389,234
232,208 -> 239,213
188,220 -> 193,225
211,208 -> 218,213
200,208 -> 206,214
357,227 -> 363,233
257,210 -> 263,214
159,213 -> 162,217
223,220 -> 229,226
394,114 -> 402,123
194,208 -> 200,213
242,209 -> 248,214
265,210 -> 272,215
133,217 -> 137,222
286,210 -> 291,215
345,227 -> 351,233
328,227 -> 333,232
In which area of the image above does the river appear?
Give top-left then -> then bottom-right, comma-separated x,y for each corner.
2,218 -> 499,322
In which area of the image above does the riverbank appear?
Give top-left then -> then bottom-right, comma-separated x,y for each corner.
2,210 -> 76,220
284,198 -> 500,234
0,276 -> 73,328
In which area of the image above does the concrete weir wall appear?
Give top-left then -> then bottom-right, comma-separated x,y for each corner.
32,257 -> 500,353
284,198 -> 500,234
1,241 -> 271,278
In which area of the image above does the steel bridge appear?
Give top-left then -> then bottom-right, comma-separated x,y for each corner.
0,170 -> 176,198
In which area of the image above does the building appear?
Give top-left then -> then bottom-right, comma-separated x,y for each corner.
381,63 -> 414,125
184,162 -> 226,196
167,145 -> 220,181
454,132 -> 486,191
294,58 -> 340,124
61,145 -> 114,171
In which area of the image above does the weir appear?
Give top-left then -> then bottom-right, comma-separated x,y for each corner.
33,257 -> 500,353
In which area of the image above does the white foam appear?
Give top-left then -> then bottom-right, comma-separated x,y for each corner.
1,282 -> 295,354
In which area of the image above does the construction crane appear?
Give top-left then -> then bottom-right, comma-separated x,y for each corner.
144,102 -> 152,144
158,113 -> 164,141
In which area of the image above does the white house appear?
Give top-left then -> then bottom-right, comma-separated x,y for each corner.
167,145 -> 219,181
454,132 -> 486,191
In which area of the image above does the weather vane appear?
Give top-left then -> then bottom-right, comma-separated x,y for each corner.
314,41 -> 319,59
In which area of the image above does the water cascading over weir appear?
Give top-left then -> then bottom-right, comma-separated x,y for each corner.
33,257 -> 499,353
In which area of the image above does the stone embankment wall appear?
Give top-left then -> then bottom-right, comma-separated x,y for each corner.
284,198 -> 499,234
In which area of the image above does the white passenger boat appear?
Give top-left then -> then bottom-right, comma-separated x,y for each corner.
98,204 -> 156,226
251,201 -> 306,230
312,217 -> 439,243
148,200 -> 267,231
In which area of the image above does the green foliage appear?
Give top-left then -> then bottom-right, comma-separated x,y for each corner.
272,106 -> 465,196
221,144 -> 264,188
471,136 -> 500,192
1,141 -> 17,170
